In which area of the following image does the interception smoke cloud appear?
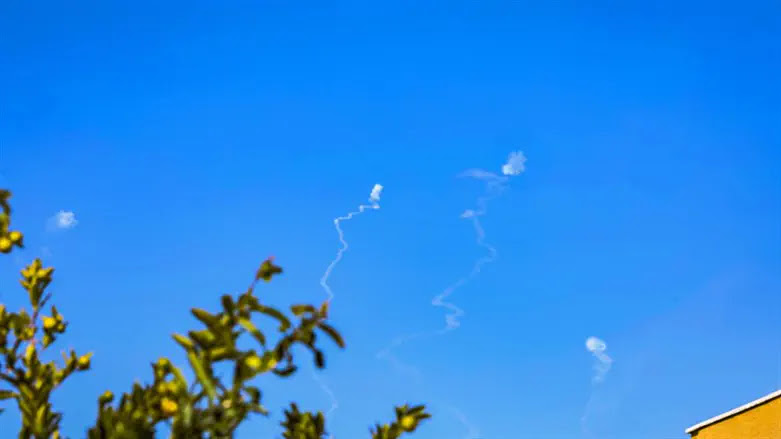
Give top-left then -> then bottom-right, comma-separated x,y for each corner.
502,151 -> 527,176
48,210 -> 78,230
369,183 -> 383,203
586,336 -> 613,384
315,184 -> 383,438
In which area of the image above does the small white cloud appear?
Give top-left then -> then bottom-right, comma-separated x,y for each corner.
369,184 -> 383,203
586,336 -> 606,352
586,336 -> 613,384
50,210 -> 78,230
501,151 -> 527,176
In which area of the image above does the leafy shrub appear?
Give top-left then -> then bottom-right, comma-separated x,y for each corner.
0,188 -> 430,438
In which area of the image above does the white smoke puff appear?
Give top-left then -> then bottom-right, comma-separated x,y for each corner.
369,184 -> 383,203
586,336 -> 606,352
586,336 -> 613,384
49,210 -> 78,230
501,151 -> 527,176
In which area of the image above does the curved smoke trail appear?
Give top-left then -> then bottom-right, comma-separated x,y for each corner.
378,151 -> 525,351
319,184 -> 382,303
311,371 -> 339,439
431,151 -> 525,332
376,151 -> 527,437
431,179 -> 503,333
585,336 -> 613,384
314,183 -> 383,439
581,336 -> 614,438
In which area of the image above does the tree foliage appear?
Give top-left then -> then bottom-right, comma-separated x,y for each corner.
0,188 -> 430,438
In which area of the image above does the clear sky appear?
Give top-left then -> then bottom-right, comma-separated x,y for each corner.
1,2 -> 780,438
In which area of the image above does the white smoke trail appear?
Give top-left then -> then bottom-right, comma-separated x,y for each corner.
581,336 -> 614,437
377,151 -> 526,358
431,192 -> 498,333
315,184 -> 383,438
374,332 -> 428,383
586,336 -> 613,384
319,184 -> 383,304
432,151 -> 526,333
375,151 -> 526,438
451,407 -> 481,439
311,371 -> 338,439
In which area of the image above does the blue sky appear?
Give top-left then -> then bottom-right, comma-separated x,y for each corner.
1,1 -> 780,438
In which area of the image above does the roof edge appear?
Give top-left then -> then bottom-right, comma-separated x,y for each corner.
685,389 -> 781,434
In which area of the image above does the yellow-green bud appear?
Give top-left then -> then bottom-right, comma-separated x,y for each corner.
8,231 -> 22,244
244,355 -> 262,370
43,317 -> 57,330
77,353 -> 93,370
161,398 -> 178,416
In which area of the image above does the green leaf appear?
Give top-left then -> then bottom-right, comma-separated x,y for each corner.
408,405 -> 426,416
0,390 -> 15,400
172,333 -> 195,351
250,304 -> 291,332
191,308 -> 218,328
316,322 -> 345,348
187,351 -> 217,401
237,317 -> 266,346
272,364 -> 297,377
250,404 -> 269,415
34,404 -> 46,430
221,295 -> 235,315
255,258 -> 282,282
290,304 -> 316,316
258,351 -> 277,372
206,346 -> 237,361
188,329 -> 218,349
98,391 -> 114,406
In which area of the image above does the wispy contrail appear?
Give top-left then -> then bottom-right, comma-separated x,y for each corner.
375,331 -> 428,383
451,407 -> 481,439
319,183 -> 383,303
315,184 -> 383,438
431,196 -> 496,333
376,151 -> 526,439
311,370 -> 338,439
433,151 -> 526,333
378,152 -> 526,359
